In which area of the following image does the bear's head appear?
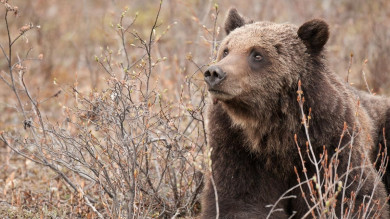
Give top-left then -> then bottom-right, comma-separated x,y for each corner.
204,8 -> 329,127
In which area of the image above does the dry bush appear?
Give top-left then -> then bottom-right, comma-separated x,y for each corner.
0,1 -> 221,218
266,82 -> 389,218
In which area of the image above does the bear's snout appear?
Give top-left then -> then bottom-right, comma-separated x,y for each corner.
204,66 -> 226,89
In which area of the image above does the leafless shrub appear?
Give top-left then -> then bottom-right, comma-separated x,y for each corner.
0,1 -> 222,218
267,81 -> 389,218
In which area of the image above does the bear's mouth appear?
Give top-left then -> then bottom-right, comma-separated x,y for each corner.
208,89 -> 231,98
208,89 -> 227,94
208,89 -> 232,103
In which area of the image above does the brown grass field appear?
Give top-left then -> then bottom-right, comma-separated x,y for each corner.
1,0 -> 390,218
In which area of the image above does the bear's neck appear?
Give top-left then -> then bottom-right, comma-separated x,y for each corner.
221,91 -> 301,172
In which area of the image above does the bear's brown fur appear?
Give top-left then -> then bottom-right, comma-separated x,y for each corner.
358,90 -> 390,193
201,8 -> 389,218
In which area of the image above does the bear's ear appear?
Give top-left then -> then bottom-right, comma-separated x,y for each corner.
224,8 -> 252,35
298,19 -> 329,54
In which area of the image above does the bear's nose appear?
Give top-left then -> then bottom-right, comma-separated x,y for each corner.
204,66 -> 226,88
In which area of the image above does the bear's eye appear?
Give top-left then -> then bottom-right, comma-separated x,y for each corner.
252,52 -> 263,62
248,49 -> 267,71
222,49 -> 229,58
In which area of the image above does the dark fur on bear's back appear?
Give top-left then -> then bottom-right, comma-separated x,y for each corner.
358,90 -> 390,193
201,8 -> 389,218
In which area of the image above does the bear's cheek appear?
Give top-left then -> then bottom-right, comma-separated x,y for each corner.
245,71 -> 276,92
239,78 -> 253,94
220,68 -> 250,95
227,72 -> 252,97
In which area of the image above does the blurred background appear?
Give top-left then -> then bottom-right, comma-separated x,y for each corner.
1,0 -> 390,217
1,0 -> 390,94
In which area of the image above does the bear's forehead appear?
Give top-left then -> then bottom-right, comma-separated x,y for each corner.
221,22 -> 299,51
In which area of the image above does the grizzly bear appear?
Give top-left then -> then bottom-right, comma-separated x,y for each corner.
201,8 -> 390,218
